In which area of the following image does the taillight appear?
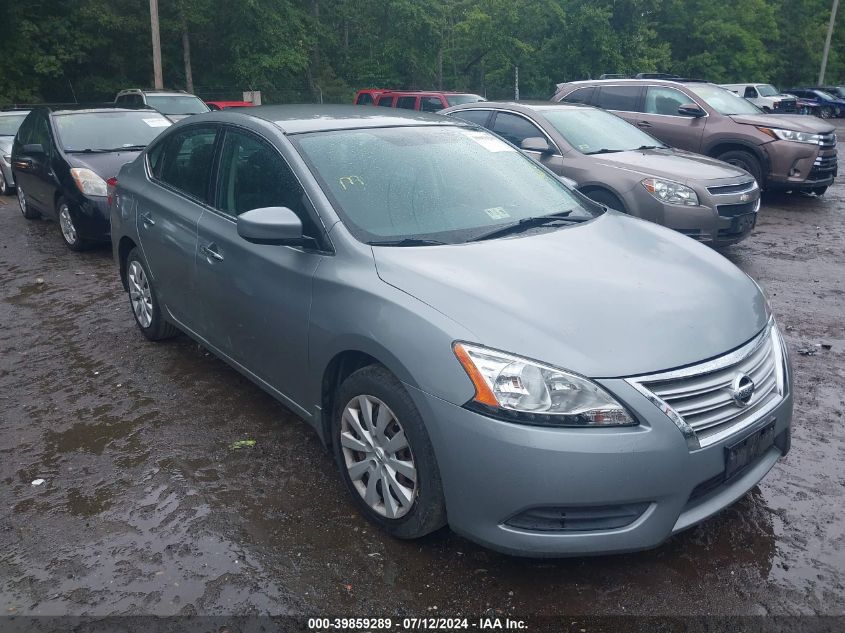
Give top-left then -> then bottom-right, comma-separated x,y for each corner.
106,177 -> 118,205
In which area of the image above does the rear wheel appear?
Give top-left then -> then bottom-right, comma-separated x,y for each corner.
820,106 -> 834,119
0,170 -> 8,196
582,189 -> 627,213
332,364 -> 446,539
18,185 -> 39,219
125,247 -> 179,341
717,150 -> 763,188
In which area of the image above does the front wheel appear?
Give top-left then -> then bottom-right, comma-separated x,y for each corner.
717,150 -> 763,188
57,198 -> 89,251
332,365 -> 446,539
0,170 -> 8,196
125,247 -> 179,341
582,189 -> 627,213
18,185 -> 39,219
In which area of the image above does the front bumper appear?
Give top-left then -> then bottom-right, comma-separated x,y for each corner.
407,374 -> 792,557
71,195 -> 112,241
764,138 -> 837,190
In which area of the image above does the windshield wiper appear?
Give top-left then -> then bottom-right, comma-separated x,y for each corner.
636,145 -> 666,150
367,238 -> 447,247
66,148 -> 112,153
469,212 -> 582,242
105,145 -> 147,152
585,148 -> 623,155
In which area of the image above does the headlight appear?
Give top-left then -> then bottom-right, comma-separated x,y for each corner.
757,127 -> 823,144
70,168 -> 107,196
641,178 -> 699,206
453,342 -> 636,426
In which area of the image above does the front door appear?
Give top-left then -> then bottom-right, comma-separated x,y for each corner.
633,85 -> 707,152
136,125 -> 218,328
195,127 -> 324,411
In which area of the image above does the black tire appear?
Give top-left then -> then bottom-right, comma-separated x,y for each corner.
582,188 -> 627,213
332,364 -> 447,539
820,106 -> 833,119
124,247 -> 179,341
811,186 -> 828,196
717,150 -> 763,187
56,197 -> 89,251
18,185 -> 39,219
0,170 -> 8,196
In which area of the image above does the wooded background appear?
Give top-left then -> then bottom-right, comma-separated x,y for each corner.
2,0 -> 843,105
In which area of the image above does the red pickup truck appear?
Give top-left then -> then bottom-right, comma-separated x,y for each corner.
354,89 -> 485,111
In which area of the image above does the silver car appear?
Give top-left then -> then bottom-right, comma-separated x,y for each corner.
0,109 -> 30,195
111,106 -> 793,557
442,101 -> 760,246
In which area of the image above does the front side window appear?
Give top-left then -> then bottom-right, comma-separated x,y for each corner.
814,90 -> 835,101
445,94 -> 485,106
757,84 -> 779,97
216,130 -> 311,227
144,94 -> 209,115
560,87 -> 595,105
356,93 -> 373,105
377,96 -> 394,107
594,85 -> 641,111
420,97 -> 444,112
539,107 -> 664,154
54,111 -> 171,152
490,112 -> 545,147
744,86 -> 757,98
643,86 -> 692,116
157,126 -> 217,201
294,125 -> 600,245
30,117 -> 52,151
685,84 -> 761,115
396,96 -> 417,110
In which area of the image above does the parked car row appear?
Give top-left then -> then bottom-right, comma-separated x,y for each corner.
2,92 -> 801,557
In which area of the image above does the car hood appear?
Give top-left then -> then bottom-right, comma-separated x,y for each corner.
65,151 -> 142,181
591,148 -> 748,182
372,213 -> 769,378
729,113 -> 835,133
165,114 -> 191,122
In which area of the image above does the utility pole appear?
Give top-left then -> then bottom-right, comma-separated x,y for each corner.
150,0 -> 164,89
515,66 -> 519,101
819,0 -> 840,86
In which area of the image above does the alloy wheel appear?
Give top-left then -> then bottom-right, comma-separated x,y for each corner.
340,395 -> 417,519
58,204 -> 78,245
127,260 -> 154,328
0,170 -> 7,196
17,186 -> 26,215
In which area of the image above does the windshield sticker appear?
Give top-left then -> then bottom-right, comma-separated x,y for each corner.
459,128 -> 515,153
578,144 -> 590,151
339,175 -> 365,190
143,118 -> 171,128
484,206 -> 510,220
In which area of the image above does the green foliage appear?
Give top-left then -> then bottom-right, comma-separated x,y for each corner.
0,0 -> 842,104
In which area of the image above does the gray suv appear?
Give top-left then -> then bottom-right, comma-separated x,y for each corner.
111,106 -> 792,556
115,89 -> 210,122
442,101 -> 759,246
553,79 -> 837,195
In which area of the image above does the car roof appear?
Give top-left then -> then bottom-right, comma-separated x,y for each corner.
41,105 -> 161,116
447,100 -> 589,112
118,89 -> 191,95
227,104 -> 463,134
560,78 -> 708,89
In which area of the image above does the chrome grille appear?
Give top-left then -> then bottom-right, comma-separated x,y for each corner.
706,180 -> 757,196
627,324 -> 786,449
819,132 -> 837,148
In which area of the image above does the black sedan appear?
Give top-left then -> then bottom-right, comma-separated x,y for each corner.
12,106 -> 171,250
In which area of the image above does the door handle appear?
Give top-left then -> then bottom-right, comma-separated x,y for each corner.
13,158 -> 33,170
637,120 -> 653,128
200,243 -> 224,261
140,211 -> 155,227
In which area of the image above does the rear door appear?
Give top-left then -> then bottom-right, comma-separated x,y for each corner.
137,124 -> 219,328
631,85 -> 707,152
194,126 -> 325,410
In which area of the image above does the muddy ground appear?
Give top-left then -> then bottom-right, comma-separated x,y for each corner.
0,160 -> 843,621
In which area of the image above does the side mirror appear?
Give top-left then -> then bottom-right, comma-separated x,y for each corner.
237,206 -> 307,246
521,136 -> 553,153
556,175 -> 578,189
22,143 -> 45,155
678,103 -> 706,118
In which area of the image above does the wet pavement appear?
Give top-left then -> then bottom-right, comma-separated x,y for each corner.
0,174 -> 843,619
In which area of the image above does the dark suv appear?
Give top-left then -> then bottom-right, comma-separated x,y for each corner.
552,79 -> 837,194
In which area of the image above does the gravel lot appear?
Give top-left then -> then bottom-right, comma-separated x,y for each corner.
0,148 -> 843,620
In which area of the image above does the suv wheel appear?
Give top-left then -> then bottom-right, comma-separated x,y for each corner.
332,365 -> 447,539
717,150 -> 763,187
18,186 -> 39,219
125,247 -> 179,340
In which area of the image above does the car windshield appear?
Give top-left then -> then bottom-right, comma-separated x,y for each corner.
757,84 -> 779,97
814,90 -> 836,101
0,113 -> 28,136
294,125 -> 600,244
538,107 -> 664,154
445,94 -> 486,106
686,84 -> 761,115
144,95 -> 209,115
55,111 -> 171,152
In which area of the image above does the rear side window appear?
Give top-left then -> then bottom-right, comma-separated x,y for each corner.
594,85 -> 641,112
397,96 -> 417,110
356,93 -> 373,105
643,87 -> 691,116
449,110 -> 492,127
158,126 -> 218,201
420,96 -> 444,112
490,112 -> 545,147
376,96 -> 394,107
561,87 -> 594,105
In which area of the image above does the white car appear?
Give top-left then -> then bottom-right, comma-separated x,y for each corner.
721,83 -> 798,113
